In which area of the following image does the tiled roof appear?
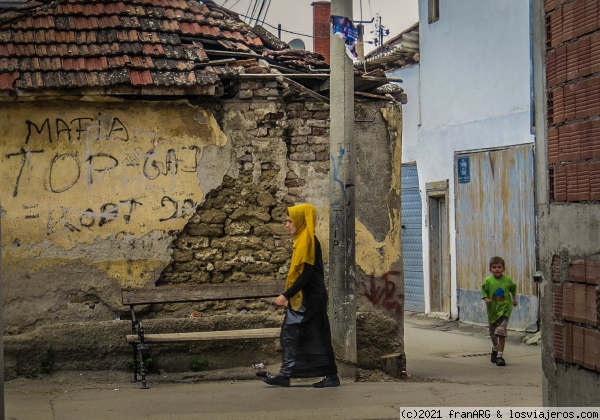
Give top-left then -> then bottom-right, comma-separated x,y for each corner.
0,0 -> 329,95
363,22 -> 419,71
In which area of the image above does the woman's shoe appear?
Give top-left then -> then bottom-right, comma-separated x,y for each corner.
313,375 -> 340,388
263,375 -> 290,387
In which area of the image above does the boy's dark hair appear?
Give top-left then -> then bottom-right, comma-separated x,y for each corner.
489,256 -> 505,268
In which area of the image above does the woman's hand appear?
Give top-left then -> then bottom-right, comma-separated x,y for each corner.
273,294 -> 288,307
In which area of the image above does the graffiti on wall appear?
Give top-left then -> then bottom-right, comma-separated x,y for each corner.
0,104 -> 228,249
363,271 -> 404,317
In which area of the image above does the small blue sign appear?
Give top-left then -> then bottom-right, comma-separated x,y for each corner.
457,156 -> 470,183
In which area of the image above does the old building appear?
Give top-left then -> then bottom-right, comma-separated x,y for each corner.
0,0 -> 404,376
533,0 -> 600,406
367,1 -> 538,330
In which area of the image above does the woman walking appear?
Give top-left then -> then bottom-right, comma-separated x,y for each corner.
263,203 -> 340,388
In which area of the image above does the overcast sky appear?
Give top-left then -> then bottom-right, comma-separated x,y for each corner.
217,0 -> 419,53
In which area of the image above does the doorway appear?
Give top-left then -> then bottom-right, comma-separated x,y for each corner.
427,181 -> 450,314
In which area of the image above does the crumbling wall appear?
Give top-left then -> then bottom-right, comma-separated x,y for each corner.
538,0 -> 600,406
0,100 -> 231,334
1,81 -> 403,376
539,208 -> 600,406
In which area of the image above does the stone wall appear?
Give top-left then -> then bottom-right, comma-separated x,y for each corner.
1,78 -> 403,376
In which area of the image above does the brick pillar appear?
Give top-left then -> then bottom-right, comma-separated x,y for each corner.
312,1 -> 331,64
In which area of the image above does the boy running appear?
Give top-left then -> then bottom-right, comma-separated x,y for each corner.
481,256 -> 518,366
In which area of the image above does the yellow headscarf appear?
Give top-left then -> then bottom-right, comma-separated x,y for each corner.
285,203 -> 317,311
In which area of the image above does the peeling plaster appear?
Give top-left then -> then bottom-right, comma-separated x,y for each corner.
0,100 -> 230,285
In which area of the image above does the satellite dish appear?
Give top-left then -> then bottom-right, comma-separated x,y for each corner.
288,38 -> 306,50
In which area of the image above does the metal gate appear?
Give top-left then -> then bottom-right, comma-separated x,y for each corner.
455,145 -> 538,330
401,164 -> 424,312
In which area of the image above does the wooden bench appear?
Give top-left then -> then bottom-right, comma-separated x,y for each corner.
122,280 -> 285,388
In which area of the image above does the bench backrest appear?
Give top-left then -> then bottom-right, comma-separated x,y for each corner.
122,280 -> 286,306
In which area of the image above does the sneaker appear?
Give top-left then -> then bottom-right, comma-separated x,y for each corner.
495,356 -> 506,366
313,375 -> 340,388
263,375 -> 290,387
491,349 -> 498,364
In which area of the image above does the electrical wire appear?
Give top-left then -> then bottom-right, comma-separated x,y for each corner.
253,0 -> 268,26
229,2 -> 379,51
235,12 -> 328,38
249,0 -> 261,24
245,0 -> 255,24
258,0 -> 272,26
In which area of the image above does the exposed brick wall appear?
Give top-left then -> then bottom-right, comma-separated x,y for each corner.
312,1 -> 331,64
553,284 -> 564,318
551,255 -> 600,372
546,0 -> 600,202
553,322 -> 564,359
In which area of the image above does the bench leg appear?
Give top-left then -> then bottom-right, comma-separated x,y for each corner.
131,343 -> 138,383
137,343 -> 148,389
137,323 -> 148,389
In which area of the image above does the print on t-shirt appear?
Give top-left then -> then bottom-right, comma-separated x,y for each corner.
492,288 -> 506,302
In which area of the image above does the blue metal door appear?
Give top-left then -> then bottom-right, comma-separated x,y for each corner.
401,164 -> 424,312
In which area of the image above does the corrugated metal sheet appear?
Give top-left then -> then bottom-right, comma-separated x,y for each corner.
401,164 -> 424,312
364,23 -> 419,71
455,145 -> 537,329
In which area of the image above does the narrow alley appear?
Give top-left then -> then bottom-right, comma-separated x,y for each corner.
5,313 -> 542,420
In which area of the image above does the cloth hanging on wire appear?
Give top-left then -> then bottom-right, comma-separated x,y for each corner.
330,15 -> 359,62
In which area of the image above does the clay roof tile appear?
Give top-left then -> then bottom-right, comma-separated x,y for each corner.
85,72 -> 99,86
18,58 -> 30,71
0,0 -> 329,94
33,29 -> 44,43
32,72 -> 43,88
34,44 -> 47,56
129,69 -> 152,86
84,31 -> 96,44
14,72 -> 30,89
74,71 -> 87,86
61,57 -> 73,71
47,43 -> 58,56
10,30 -> 21,43
1,57 -> 20,71
0,71 -> 18,90
50,57 -> 61,71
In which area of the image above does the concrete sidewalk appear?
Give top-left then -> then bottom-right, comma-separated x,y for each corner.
5,314 -> 543,420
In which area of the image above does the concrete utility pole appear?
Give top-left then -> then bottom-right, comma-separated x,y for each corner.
329,0 -> 356,378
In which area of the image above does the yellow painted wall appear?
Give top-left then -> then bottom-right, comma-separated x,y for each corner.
309,102 -> 403,277
0,100 -> 229,286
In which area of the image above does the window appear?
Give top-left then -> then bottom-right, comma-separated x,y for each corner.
428,0 -> 440,23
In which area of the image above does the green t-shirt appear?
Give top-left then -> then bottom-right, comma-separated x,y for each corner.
481,275 -> 517,323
